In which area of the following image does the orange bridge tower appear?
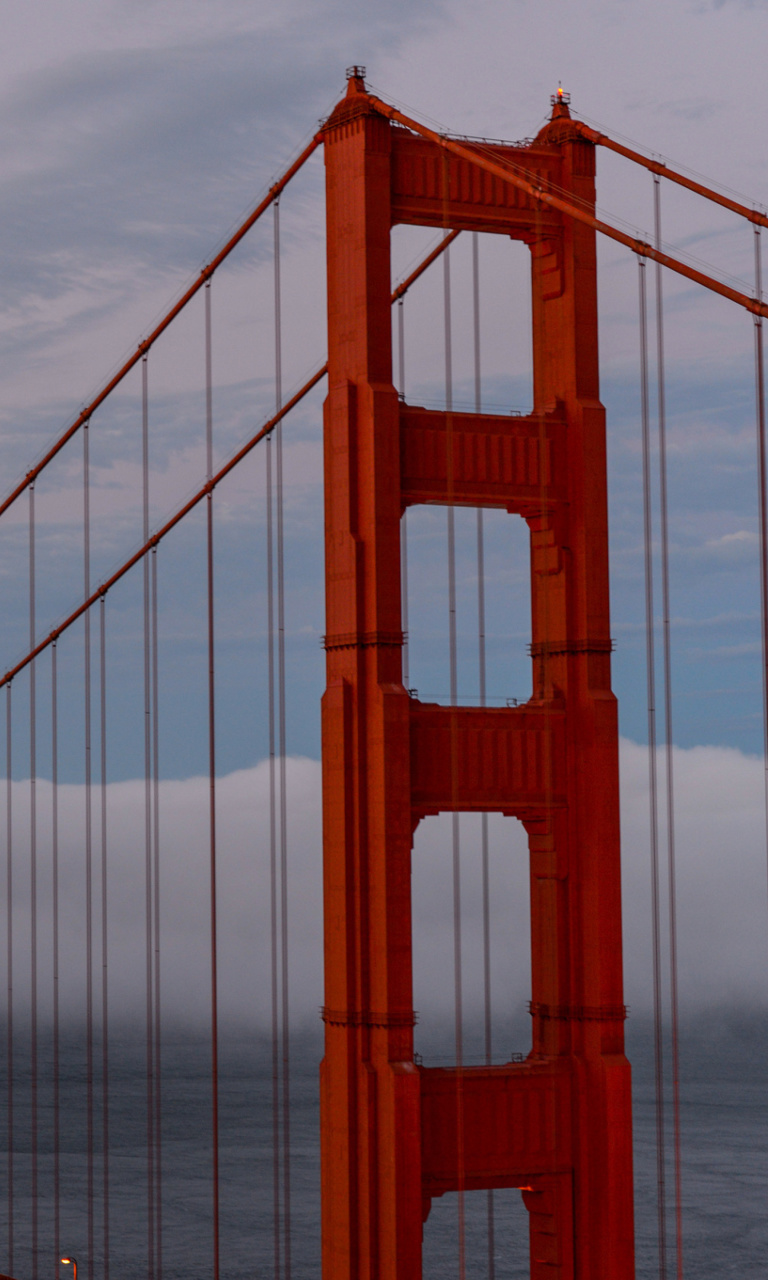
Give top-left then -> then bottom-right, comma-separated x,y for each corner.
320,73 -> 635,1279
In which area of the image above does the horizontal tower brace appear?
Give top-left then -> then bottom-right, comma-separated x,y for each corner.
420,1061 -> 571,1195
400,404 -> 566,511
410,700 -> 566,817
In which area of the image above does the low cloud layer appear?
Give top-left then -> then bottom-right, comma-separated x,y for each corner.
2,738 -> 767,1043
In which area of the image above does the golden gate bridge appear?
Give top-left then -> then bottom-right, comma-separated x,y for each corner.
1,67 -> 768,1279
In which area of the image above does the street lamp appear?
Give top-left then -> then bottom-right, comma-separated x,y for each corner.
61,1258 -> 77,1280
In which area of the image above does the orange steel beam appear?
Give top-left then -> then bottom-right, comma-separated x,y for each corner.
578,121 -> 768,229
368,94 -> 768,319
0,132 -> 323,523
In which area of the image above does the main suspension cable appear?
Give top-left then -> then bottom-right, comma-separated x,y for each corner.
639,255 -> 668,1280
578,119 -> 768,230
368,94 -> 768,321
0,134 -> 323,525
654,177 -> 684,1280
0,236 -> 459,695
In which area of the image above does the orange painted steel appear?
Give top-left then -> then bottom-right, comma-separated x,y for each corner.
579,121 -> 768,229
320,76 -> 634,1278
369,92 -> 768,319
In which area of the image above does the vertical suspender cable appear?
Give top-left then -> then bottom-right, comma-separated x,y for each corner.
151,547 -> 162,1280
52,642 -> 60,1280
141,373 -> 163,1280
473,231 -> 495,1280
99,596 -> 110,1280
398,295 -> 405,397
267,448 -> 281,1280
639,256 -> 668,1280
205,279 -> 221,1280
142,355 -> 156,1280
444,229 -> 465,1280
654,177 -> 684,1280
399,299 -> 409,691
29,482 -> 38,1280
752,228 -> 768,934
83,419 -> 95,1280
5,682 -> 12,1278
274,196 -> 292,1280
267,208 -> 281,1280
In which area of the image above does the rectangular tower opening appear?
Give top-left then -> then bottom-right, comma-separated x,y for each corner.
390,228 -> 533,414
422,1187 -> 530,1279
411,812 -> 531,1066
403,505 -> 531,709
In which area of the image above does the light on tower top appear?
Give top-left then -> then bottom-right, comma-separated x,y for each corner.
551,83 -> 571,108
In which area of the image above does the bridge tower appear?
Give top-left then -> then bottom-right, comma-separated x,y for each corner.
320,73 -> 634,1279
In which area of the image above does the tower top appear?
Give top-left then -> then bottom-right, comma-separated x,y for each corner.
550,85 -> 571,119
346,66 -> 367,92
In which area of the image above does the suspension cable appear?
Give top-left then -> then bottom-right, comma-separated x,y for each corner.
367,94 -> 768,321
472,230 -> 495,1280
52,641 -> 60,1280
204,278 -> 221,1280
0,235 -> 463,693
29,480 -> 39,1280
100,595 -> 110,1280
5,681 -> 13,1278
267,431 -> 281,1280
142,354 -> 156,1280
639,255 -> 668,1280
753,228 -> 768,949
442,219 -> 466,1279
267,204 -> 282,1280
151,546 -> 162,1280
0,134 -> 323,525
578,121 -> 768,230
398,298 -> 409,691
274,196 -> 292,1280
654,177 -> 684,1280
84,418 -> 95,1280
391,228 -> 461,302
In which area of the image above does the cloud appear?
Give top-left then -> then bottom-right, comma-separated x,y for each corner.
620,737 -> 768,1012
3,738 -> 767,1044
4,756 -> 325,1030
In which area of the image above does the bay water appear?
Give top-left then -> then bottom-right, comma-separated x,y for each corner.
1,1013 -> 766,1278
